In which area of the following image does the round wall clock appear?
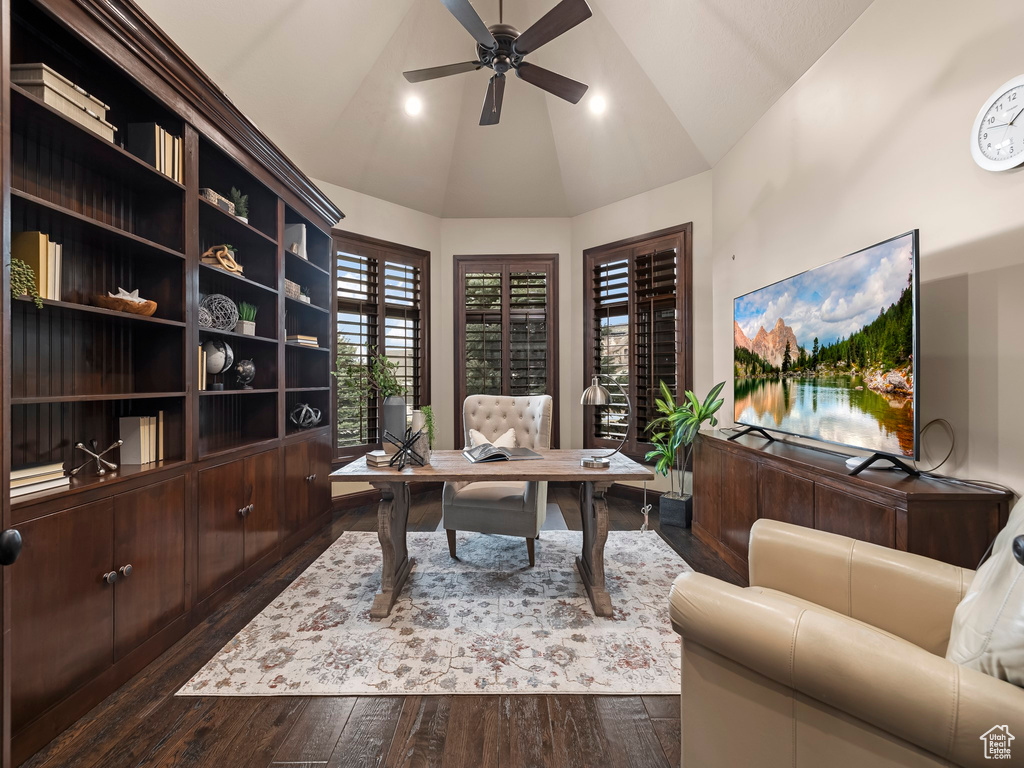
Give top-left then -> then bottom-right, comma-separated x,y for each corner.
972,74 -> 1024,171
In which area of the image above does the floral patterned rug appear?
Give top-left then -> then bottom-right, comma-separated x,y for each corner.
178,530 -> 689,696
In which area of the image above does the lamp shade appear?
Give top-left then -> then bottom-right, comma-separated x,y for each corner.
580,375 -> 611,405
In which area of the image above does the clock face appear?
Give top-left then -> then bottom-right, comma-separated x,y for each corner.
972,75 -> 1024,172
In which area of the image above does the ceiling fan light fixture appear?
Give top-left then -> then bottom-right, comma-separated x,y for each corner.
404,95 -> 423,116
589,93 -> 606,115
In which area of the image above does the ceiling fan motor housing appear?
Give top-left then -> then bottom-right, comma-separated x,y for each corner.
479,24 -> 522,75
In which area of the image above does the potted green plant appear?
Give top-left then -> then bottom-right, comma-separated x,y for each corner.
11,258 -> 42,309
366,352 -> 408,445
235,301 -> 258,336
646,380 -> 725,528
229,187 -> 249,224
410,404 -> 435,464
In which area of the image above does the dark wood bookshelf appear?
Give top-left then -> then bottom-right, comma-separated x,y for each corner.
1,0 -> 342,763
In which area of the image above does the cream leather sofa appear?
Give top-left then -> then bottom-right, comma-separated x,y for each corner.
442,395 -> 552,566
670,519 -> 1024,768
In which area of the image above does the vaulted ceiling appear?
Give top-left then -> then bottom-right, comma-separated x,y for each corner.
135,0 -> 873,217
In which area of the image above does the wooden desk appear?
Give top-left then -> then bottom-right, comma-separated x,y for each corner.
331,450 -> 653,618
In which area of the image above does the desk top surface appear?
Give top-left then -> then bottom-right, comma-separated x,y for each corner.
331,449 -> 653,484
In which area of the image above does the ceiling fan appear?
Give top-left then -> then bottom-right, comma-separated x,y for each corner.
403,0 -> 593,126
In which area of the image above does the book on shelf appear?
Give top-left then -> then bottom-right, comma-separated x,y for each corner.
125,122 -> 183,182
287,335 -> 320,347
12,231 -> 62,301
12,475 -> 70,499
11,461 -> 66,490
119,412 -> 164,465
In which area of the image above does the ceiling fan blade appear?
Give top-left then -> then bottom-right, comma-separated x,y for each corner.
440,0 -> 497,49
513,0 -> 592,55
404,61 -> 482,83
516,62 -> 588,104
479,74 -> 505,125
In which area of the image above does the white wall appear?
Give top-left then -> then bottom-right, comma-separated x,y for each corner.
711,0 -> 1024,492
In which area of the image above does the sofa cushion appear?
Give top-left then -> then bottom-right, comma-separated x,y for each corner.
946,503 -> 1024,687
469,427 -> 516,449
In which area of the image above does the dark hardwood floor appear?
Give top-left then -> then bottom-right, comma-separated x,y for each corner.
22,487 -> 744,768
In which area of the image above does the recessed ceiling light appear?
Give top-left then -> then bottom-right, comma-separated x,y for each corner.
589,94 -> 606,115
404,96 -> 423,116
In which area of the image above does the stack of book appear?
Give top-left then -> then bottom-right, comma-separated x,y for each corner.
125,122 -> 183,183
11,462 -> 68,499
287,334 -> 320,348
366,450 -> 391,468
12,63 -> 116,142
12,231 -> 62,301
119,412 -> 165,465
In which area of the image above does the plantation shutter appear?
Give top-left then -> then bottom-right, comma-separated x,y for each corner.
333,234 -> 429,459
583,227 -> 692,460
455,256 -> 559,444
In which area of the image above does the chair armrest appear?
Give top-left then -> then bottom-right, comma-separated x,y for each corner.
670,572 -> 1024,768
748,519 -> 973,655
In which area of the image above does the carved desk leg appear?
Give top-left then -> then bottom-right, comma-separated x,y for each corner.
370,481 -> 412,619
576,480 -> 613,617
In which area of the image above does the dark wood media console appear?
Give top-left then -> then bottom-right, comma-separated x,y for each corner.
693,430 -> 1011,576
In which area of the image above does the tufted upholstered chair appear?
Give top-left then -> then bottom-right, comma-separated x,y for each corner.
442,395 -> 553,566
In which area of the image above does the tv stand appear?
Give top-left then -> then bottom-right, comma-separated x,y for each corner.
848,453 -> 920,477
727,425 -> 775,442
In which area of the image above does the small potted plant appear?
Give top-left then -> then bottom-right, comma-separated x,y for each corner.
229,187 -> 249,224
11,258 -> 42,308
646,380 -> 725,528
410,404 -> 435,464
299,285 -> 311,304
235,302 -> 258,336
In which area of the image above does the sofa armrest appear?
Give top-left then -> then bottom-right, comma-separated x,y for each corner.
748,519 -> 973,655
670,572 -> 1024,768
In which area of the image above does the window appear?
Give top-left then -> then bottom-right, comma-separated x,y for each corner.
333,231 -> 429,460
583,225 -> 692,460
454,255 -> 559,444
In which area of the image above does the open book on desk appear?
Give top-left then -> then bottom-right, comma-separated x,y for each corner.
462,445 -> 543,463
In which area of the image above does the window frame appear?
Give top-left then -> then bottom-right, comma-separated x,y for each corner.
453,254 -> 560,447
582,224 -> 693,463
332,229 -> 431,463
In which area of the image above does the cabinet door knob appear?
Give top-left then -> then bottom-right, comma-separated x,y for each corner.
119,563 -> 133,578
102,571 -> 118,585
248,503 -> 255,515
238,506 -> 247,518
0,529 -> 22,566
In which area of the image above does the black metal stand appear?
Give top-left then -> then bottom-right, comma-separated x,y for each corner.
848,452 -> 920,477
727,426 -> 776,443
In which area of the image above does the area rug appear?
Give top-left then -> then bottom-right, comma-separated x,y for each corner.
178,529 -> 689,696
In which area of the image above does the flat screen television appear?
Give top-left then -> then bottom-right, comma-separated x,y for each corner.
733,230 -> 919,460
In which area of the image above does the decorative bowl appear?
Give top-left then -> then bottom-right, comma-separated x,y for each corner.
94,295 -> 158,316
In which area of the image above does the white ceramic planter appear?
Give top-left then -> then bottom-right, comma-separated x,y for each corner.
235,320 -> 255,336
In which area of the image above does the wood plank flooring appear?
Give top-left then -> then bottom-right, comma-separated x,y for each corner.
22,488 -> 744,768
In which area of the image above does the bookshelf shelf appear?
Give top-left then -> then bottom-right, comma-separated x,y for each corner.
11,85 -> 187,193
199,388 -> 278,397
199,261 -> 278,296
198,326 -> 278,344
286,342 -> 330,353
285,250 -> 331,279
287,386 -> 330,393
17,297 -> 187,327
11,459 -> 189,511
12,392 -> 187,405
285,295 -> 331,315
199,194 -> 277,246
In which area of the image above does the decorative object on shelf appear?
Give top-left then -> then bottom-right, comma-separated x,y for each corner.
94,287 -> 157,316
198,305 -> 213,328
284,222 -> 307,259
199,293 -> 239,331
201,244 -> 243,274
645,380 -> 725,528
234,359 -> 256,390
410,410 -> 432,465
289,403 -> 322,430
12,231 -> 61,303
10,257 -> 43,308
230,186 -> 249,223
71,438 -> 123,476
200,187 -> 235,214
235,301 -> 258,335
202,339 -> 234,391
383,428 -> 426,470
13,62 -> 116,141
299,286 -> 311,304
284,278 -> 301,299
579,373 -> 631,468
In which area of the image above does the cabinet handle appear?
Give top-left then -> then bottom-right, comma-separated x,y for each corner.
119,563 -> 133,578
0,529 -> 23,566
248,503 -> 255,516
102,571 -> 118,585
238,506 -> 248,518
306,473 -> 317,483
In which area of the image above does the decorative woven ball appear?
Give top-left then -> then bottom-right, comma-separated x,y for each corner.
289,403 -> 322,429
202,339 -> 234,375
198,306 -> 213,328
199,293 -> 238,331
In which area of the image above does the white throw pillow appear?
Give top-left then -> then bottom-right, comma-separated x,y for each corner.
469,427 -> 516,449
946,502 -> 1024,687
